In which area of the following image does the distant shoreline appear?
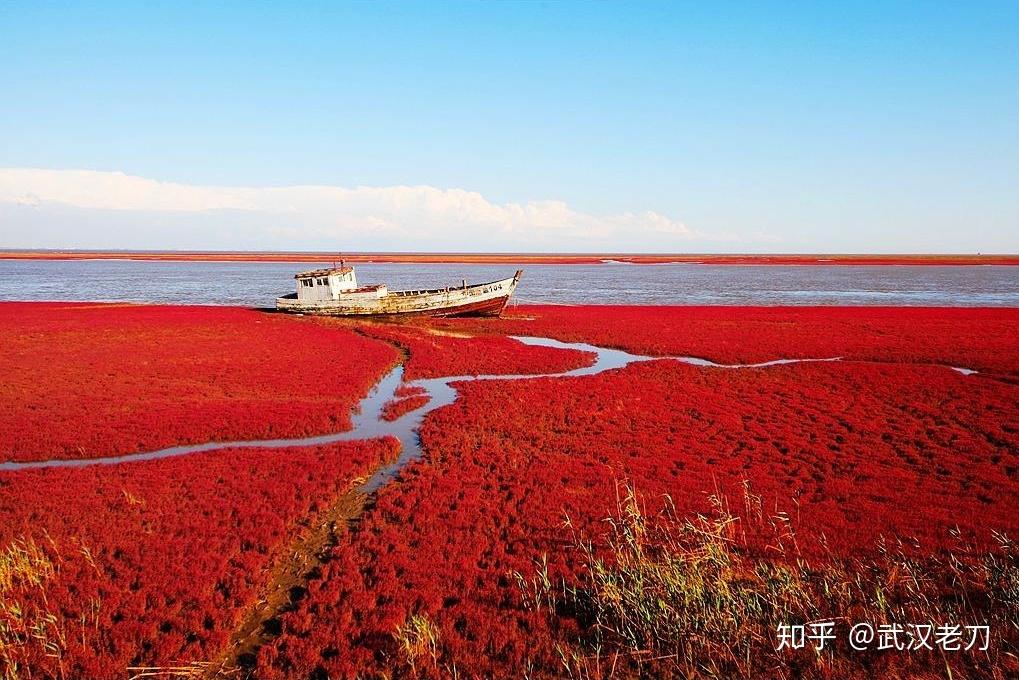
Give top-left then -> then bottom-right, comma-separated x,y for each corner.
2,251 -> 1017,266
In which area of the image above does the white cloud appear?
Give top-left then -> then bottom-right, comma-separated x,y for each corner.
0,168 -> 743,250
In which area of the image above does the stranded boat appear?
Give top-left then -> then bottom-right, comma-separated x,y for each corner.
275,264 -> 523,317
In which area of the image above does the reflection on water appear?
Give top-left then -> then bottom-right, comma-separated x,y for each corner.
1,259 -> 1016,306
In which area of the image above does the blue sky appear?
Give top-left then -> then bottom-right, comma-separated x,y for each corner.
1,1 -> 1016,252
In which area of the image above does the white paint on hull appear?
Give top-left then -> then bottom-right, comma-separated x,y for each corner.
276,270 -> 522,317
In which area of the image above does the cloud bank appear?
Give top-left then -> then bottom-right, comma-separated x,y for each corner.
0,168 -> 734,251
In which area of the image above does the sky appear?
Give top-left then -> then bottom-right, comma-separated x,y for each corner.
1,1 -> 1017,253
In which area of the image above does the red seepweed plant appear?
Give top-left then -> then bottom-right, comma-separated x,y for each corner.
350,320 -> 595,380
256,306 -> 1017,678
432,304 -> 1019,375
2,303 -> 1017,679
381,394 -> 432,422
0,438 -> 399,679
0,303 -> 399,462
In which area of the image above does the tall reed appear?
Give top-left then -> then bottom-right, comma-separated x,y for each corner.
516,482 -> 1019,679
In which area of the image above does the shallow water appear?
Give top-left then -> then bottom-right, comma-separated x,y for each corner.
0,336 -> 854,474
1,259 -> 1016,306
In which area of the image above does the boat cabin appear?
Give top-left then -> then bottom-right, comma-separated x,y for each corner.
293,266 -> 387,302
294,267 -> 357,301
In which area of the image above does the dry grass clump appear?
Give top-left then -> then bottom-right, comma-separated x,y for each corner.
394,613 -> 443,676
0,535 -> 64,680
517,483 -> 1019,679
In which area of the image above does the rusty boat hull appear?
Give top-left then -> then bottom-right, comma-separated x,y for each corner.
276,270 -> 522,318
